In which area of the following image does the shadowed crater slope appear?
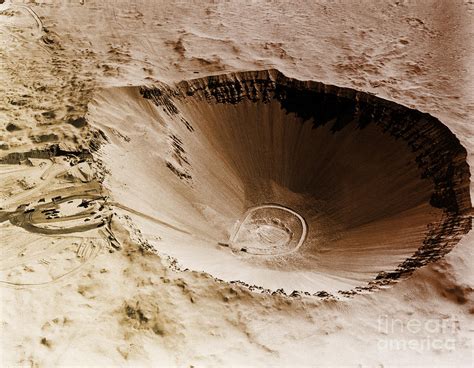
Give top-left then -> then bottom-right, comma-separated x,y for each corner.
90,69 -> 472,296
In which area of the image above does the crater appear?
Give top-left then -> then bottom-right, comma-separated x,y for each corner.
90,69 -> 472,296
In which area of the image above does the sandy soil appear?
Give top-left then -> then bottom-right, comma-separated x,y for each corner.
1,1 -> 473,367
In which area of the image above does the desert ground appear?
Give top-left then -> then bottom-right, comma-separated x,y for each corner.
1,1 -> 473,367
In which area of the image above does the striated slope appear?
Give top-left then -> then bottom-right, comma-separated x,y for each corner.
88,69 -> 472,295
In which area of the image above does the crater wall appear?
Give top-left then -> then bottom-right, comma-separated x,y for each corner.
88,69 -> 472,295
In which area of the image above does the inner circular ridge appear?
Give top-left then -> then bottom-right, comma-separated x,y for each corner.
229,204 -> 307,256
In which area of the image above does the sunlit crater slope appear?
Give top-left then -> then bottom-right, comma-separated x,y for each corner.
89,69 -> 472,295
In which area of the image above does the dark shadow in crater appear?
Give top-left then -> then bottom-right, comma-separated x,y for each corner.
112,69 -> 471,295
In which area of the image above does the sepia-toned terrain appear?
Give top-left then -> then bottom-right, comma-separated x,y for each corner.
1,1 -> 473,366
